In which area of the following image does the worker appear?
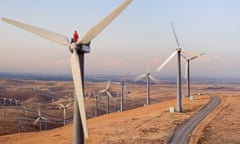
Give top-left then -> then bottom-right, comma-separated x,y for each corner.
71,30 -> 79,43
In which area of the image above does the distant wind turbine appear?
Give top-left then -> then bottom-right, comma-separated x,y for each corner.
18,119 -> 24,132
2,97 -> 7,105
182,52 -> 205,97
99,81 -> 113,114
136,66 -> 159,106
2,97 -> 7,118
59,103 -> 71,126
33,107 -> 47,131
8,98 -> 13,106
2,0 -> 133,142
157,23 -> 194,112
14,99 -> 19,106
22,105 -> 29,121
113,81 -> 128,112
91,91 -> 99,117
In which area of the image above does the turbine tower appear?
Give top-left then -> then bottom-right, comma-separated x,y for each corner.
157,23 -> 193,112
22,105 -> 29,121
136,67 -> 159,106
92,91 -> 99,117
114,77 -> 129,112
99,81 -> 112,114
2,97 -> 7,119
182,53 -> 205,97
120,81 -> 128,112
2,0 -> 132,143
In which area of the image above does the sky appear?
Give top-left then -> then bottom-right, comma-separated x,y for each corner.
0,0 -> 240,79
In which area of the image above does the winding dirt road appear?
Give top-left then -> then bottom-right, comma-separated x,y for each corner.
169,96 -> 220,144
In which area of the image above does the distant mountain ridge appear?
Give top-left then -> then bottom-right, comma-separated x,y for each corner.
0,72 -> 240,84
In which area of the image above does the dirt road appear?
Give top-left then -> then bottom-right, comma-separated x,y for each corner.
169,96 -> 220,144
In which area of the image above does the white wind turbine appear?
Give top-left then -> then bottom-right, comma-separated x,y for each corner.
2,97 -> 7,118
182,53 -> 205,97
18,119 -> 24,132
135,66 -> 159,106
119,81 -> 128,112
91,91 -> 99,117
114,75 -> 129,112
113,81 -> 128,112
14,99 -> 19,106
22,105 -> 30,121
8,98 -> 13,106
59,103 -> 71,126
157,23 -> 194,112
99,81 -> 113,114
33,107 -> 47,131
2,97 -> 7,105
2,0 -> 132,142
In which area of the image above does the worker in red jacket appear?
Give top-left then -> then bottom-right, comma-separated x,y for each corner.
71,30 -> 79,43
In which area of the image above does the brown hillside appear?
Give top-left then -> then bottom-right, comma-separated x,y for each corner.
0,95 -> 210,144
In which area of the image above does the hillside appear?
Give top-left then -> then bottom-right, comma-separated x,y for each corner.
0,95 -> 210,144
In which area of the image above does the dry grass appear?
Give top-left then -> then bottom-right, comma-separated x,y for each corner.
0,95 -> 210,144
196,94 -> 240,144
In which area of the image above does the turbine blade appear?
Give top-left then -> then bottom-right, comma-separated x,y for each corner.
77,0 -> 133,44
190,52 -> 206,61
38,107 -> 41,117
157,51 -> 177,72
181,54 -> 187,59
98,89 -> 106,94
170,22 -> 180,48
65,103 -> 72,108
106,91 -> 112,98
185,62 -> 188,80
41,117 -> 48,120
181,50 -> 199,57
70,49 -> 88,138
190,56 -> 198,61
59,104 -> 65,109
149,75 -> 159,83
33,117 -> 40,125
135,73 -> 146,81
106,80 -> 111,90
1,17 -> 70,46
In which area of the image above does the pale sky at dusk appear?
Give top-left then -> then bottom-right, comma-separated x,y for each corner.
0,0 -> 240,78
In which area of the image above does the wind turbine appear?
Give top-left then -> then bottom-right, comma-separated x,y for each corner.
120,81 -> 128,112
182,53 -> 205,97
2,97 -> 7,105
14,99 -> 19,106
99,81 -> 113,114
2,97 -> 7,118
59,103 -> 71,126
2,0 -> 132,142
33,107 -> 47,131
8,98 -> 13,106
135,66 -> 159,106
114,78 -> 129,112
90,91 -> 99,117
22,105 -> 29,121
157,23 -> 192,112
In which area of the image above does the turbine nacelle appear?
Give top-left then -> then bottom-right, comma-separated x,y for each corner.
176,48 -> 181,51
69,42 -> 91,54
69,31 -> 91,53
